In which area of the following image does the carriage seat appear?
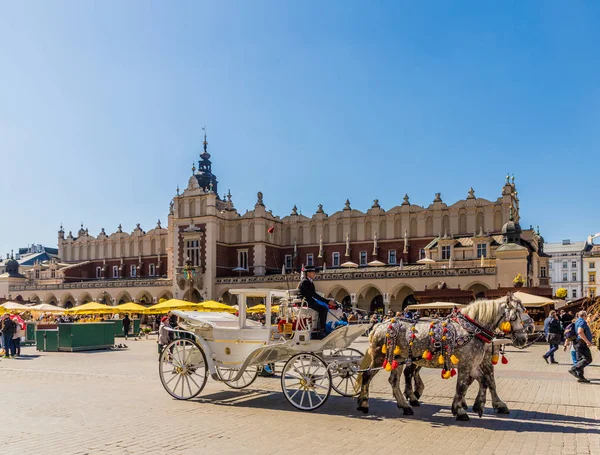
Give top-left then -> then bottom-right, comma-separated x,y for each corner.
295,306 -> 320,332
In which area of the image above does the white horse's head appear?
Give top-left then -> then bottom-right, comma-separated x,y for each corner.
499,293 -> 530,348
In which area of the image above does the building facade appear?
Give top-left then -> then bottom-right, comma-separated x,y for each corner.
583,242 -> 599,299
545,240 -> 587,299
2,134 -> 550,313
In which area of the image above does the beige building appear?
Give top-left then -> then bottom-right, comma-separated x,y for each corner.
1,134 -> 549,313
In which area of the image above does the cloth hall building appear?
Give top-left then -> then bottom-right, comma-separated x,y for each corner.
1,135 -> 550,314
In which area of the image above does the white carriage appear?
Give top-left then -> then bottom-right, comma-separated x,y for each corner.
158,288 -> 368,411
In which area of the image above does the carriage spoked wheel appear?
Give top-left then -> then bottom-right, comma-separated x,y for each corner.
281,353 -> 331,411
159,338 -> 208,400
322,348 -> 364,397
216,365 -> 259,389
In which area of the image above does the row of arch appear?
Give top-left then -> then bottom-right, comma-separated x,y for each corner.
26,290 -> 174,309
64,238 -> 167,262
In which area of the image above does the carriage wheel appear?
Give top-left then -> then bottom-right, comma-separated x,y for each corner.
216,366 -> 259,389
323,348 -> 363,397
159,338 -> 208,400
281,353 -> 331,411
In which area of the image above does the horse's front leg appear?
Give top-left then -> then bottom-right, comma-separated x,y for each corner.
403,363 -> 421,406
460,374 -> 475,411
356,348 -> 378,414
451,369 -> 472,421
479,358 -> 509,414
472,379 -> 487,417
389,365 -> 413,415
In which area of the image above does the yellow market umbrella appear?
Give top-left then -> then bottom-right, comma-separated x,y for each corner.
29,303 -> 66,313
66,302 -> 114,315
146,299 -> 203,314
113,302 -> 148,313
199,300 -> 237,313
1,301 -> 31,312
247,304 -> 279,314
512,291 -> 557,308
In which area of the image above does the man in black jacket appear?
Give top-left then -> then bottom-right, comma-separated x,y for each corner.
297,266 -> 336,338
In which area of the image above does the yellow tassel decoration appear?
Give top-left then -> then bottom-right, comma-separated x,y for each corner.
442,370 -> 452,379
382,344 -> 387,354
385,362 -> 392,372
438,355 -> 444,365
500,321 -> 512,333
422,350 -> 430,360
450,355 -> 459,365
394,345 -> 401,355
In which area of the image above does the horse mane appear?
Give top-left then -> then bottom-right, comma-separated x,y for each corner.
462,297 -> 503,326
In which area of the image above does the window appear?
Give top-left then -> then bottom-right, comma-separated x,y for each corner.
563,262 -> 568,269
113,266 -> 119,278
562,273 -> 568,282
96,267 -> 102,279
388,250 -> 397,264
590,262 -> 596,269
35,269 -> 40,279
360,251 -> 367,266
149,264 -> 156,276
332,252 -> 340,267
238,250 -> 248,270
186,239 -> 200,267
549,262 -> 552,270
419,249 -> 426,260
284,254 -> 292,269
306,254 -> 314,267
590,288 -> 596,298
572,261 -> 577,268
441,245 -> 451,260
477,244 -> 487,258
540,267 -> 547,278
51,269 -> 56,279
130,265 -> 137,278
590,272 -> 596,283
572,272 -> 577,282
572,289 -> 577,298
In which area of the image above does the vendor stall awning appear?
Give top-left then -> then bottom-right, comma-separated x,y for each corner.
512,291 -> 557,308
405,302 -> 465,311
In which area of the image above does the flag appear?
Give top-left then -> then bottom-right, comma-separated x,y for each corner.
268,226 -> 274,234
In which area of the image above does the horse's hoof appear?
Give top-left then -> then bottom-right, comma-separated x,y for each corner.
462,403 -> 469,410
473,405 -> 484,418
414,392 -> 422,399
495,406 -> 510,415
357,406 -> 369,414
409,399 -> 420,407
456,413 -> 470,422
403,407 -> 414,416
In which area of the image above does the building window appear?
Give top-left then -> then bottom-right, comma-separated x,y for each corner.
284,254 -> 292,269
360,251 -> 367,266
590,288 -> 596,298
441,245 -> 451,260
130,265 -> 137,278
185,239 -> 200,267
332,252 -> 340,267
562,273 -> 568,282
113,266 -> 119,278
540,267 -> 547,278
238,250 -> 249,270
35,269 -> 40,279
96,267 -> 102,279
572,289 -> 577,298
590,272 -> 596,283
477,244 -> 487,258
149,264 -> 156,276
51,269 -> 56,279
572,272 -> 577,282
388,250 -> 397,264
419,249 -> 426,260
306,254 -> 314,267
572,261 -> 577,268
590,262 -> 595,269
549,262 -> 552,270
563,262 -> 568,269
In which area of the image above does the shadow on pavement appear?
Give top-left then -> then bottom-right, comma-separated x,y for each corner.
191,389 -> 600,434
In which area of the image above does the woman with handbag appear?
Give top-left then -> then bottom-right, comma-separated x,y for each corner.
543,310 -> 561,364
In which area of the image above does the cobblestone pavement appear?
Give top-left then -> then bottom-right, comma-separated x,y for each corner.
1,338 -> 599,455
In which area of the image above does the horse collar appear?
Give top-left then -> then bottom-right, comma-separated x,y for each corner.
458,313 -> 494,343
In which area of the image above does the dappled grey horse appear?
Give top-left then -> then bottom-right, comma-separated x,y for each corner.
357,293 -> 530,421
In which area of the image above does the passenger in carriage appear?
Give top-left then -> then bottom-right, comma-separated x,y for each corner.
298,266 -> 336,339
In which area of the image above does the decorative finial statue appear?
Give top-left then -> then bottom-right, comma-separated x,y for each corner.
344,199 -> 351,210
373,231 -> 378,256
403,229 -> 408,254
136,223 -> 141,230
169,200 -> 174,214
256,191 -> 264,206
372,199 -> 380,208
509,206 -> 514,221
434,192 -> 442,202
291,205 -> 298,215
202,125 -> 208,153
209,181 -> 213,192
118,223 -> 123,233
192,163 -> 196,174
467,187 -> 475,199
100,227 -> 106,235
157,219 -> 162,229
227,189 -> 232,202
345,232 -> 351,257
511,174 -> 515,184
176,185 -> 180,196
318,234 -> 323,258
316,204 -> 324,214
506,173 -> 510,184
536,224 -> 540,235
403,194 -> 410,205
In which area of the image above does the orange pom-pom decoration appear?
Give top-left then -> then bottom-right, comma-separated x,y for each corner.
394,345 -> 401,355
491,354 -> 499,365
438,355 -> 445,365
501,355 -> 508,365
385,362 -> 392,372
381,344 -> 387,354
450,355 -> 459,365
500,321 -> 512,333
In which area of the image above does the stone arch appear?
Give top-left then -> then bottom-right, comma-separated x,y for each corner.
178,200 -> 184,217
410,218 -> 417,237
189,199 -> 196,217
61,293 -> 75,308
283,226 -> 291,245
389,284 -> 416,311
200,198 -> 207,215
394,218 -> 402,238
356,284 -> 383,312
309,224 -> 317,244
465,281 -> 489,299
30,294 -> 41,304
322,223 -> 329,243
95,243 -> 101,259
494,210 -> 503,232
150,238 -> 157,255
325,284 -> 351,302
425,217 -> 434,237
248,223 -> 255,242
459,212 -> 467,234
115,291 -> 133,305
442,214 -> 450,234
160,238 -> 166,254
44,293 -> 58,306
183,287 -> 202,303
96,291 -> 113,306
78,292 -> 93,305
364,221 -> 372,241
235,223 -> 242,243
219,223 -> 226,242
87,244 -> 93,260
157,290 -> 173,302
350,222 -> 357,241
476,212 -> 485,232
296,226 -> 304,244
219,290 -> 237,306
336,223 -> 343,242
135,290 -> 153,304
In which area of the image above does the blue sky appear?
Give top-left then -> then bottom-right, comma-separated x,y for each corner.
1,1 -> 599,257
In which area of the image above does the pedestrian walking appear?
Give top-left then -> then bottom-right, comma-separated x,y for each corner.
542,310 -> 561,364
122,314 -> 131,340
1,313 -> 16,358
568,311 -> 594,383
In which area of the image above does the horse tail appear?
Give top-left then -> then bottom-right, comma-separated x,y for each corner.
355,347 -> 373,390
